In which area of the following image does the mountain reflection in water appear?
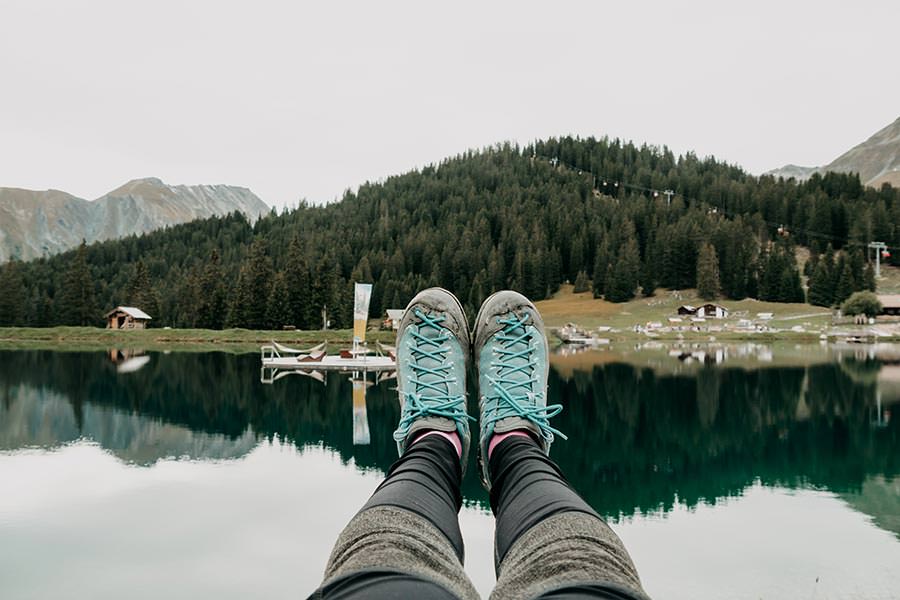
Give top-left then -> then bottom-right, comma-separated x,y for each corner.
0,347 -> 897,531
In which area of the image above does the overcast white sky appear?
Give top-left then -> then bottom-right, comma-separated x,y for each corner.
1,0 -> 897,209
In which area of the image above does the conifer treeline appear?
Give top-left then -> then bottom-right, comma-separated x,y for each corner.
1,137 -> 897,328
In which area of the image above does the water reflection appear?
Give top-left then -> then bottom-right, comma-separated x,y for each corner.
108,348 -> 152,374
0,348 -> 898,529
0,385 -> 257,464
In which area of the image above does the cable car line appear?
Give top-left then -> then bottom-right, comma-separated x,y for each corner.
531,152 -> 899,253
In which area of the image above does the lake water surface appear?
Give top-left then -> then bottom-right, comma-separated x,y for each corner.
1,345 -> 899,599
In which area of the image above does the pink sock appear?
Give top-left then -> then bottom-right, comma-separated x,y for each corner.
488,430 -> 532,459
412,430 -> 462,457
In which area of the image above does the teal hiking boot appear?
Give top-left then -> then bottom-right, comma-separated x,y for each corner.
393,287 -> 472,470
474,290 -> 566,489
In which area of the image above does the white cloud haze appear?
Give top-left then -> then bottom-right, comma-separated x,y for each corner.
1,0 -> 897,208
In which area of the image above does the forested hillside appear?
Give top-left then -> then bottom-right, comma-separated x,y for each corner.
1,137 -> 898,329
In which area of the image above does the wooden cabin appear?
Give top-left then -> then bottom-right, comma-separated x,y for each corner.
697,303 -> 729,319
677,305 -> 697,316
383,309 -> 405,330
878,295 -> 900,316
105,306 -> 152,330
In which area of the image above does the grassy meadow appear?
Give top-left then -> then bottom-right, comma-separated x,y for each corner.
535,284 -> 832,331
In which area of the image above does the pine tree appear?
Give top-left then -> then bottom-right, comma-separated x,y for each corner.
196,250 -> 226,329
0,260 -> 26,326
569,234 -> 585,280
311,253 -> 338,329
779,265 -> 805,303
546,246 -> 562,294
864,262 -> 876,292
226,239 -> 273,329
489,247 -> 506,291
757,247 -> 779,301
592,240 -> 609,298
266,271 -> 292,329
605,236 -> 640,303
573,270 -> 590,293
226,269 -> 249,328
808,261 -> 834,307
468,269 -> 487,311
696,242 -> 721,300
32,291 -> 53,327
803,252 -> 818,278
529,249 -> 547,299
640,263 -> 656,297
332,275 -> 354,329
849,250 -> 865,292
809,197 -> 834,245
521,250 -> 538,298
60,241 -> 97,326
834,260 -> 855,305
822,244 -> 837,298
126,260 -> 160,319
285,237 -> 312,329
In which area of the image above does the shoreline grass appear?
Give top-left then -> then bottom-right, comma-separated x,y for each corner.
0,326 -> 397,353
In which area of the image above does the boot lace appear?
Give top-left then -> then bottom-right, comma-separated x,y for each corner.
394,309 -> 471,443
484,312 -> 566,444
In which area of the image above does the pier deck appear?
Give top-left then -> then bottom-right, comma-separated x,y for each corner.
261,354 -> 396,372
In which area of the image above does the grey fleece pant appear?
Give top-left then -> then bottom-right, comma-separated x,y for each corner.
318,506 -> 647,600
314,435 -> 648,600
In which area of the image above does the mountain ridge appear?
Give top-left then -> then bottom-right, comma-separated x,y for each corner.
767,116 -> 900,187
0,178 -> 268,261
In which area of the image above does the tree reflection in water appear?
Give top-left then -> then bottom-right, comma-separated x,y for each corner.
0,349 -> 897,521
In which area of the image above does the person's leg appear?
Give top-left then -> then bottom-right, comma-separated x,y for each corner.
473,291 -> 649,600
488,434 -> 648,600
310,288 -> 478,600
311,434 -> 478,600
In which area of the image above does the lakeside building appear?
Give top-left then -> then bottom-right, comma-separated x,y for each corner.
877,295 -> 900,316
105,306 -> 152,330
383,309 -> 405,330
677,305 -> 697,316
677,303 -> 729,319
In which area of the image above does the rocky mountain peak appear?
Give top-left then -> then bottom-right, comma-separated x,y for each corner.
0,178 -> 268,262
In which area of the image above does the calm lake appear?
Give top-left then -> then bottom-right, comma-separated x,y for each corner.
1,344 -> 899,599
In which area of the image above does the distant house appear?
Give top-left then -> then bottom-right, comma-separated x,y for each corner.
383,309 -> 405,330
697,303 -> 729,319
105,306 -> 152,330
877,295 -> 900,316
677,305 -> 697,316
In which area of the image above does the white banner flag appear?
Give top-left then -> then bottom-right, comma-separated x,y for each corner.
353,283 -> 373,342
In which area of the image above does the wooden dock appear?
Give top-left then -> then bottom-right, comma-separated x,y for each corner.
260,342 -> 397,384
261,354 -> 396,372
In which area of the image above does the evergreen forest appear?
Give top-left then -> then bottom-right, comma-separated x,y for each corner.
1,137 -> 898,329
